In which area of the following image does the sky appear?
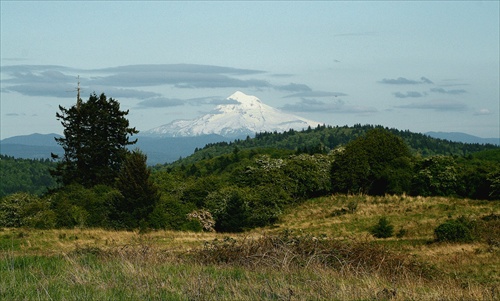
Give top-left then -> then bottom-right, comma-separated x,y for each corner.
1,1 -> 499,139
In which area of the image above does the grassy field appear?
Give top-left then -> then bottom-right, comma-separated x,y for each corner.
1,195 -> 499,300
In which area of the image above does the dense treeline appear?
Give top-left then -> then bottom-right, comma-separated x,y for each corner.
176,124 -> 497,166
0,155 -> 57,197
147,129 -> 499,232
1,99 -> 498,233
5,128 -> 497,232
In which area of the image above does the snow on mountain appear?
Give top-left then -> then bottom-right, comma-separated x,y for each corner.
143,91 -> 323,138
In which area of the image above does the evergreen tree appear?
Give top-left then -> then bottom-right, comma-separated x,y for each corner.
113,150 -> 159,228
51,93 -> 138,187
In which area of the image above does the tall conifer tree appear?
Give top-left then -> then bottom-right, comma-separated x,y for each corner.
52,92 -> 138,187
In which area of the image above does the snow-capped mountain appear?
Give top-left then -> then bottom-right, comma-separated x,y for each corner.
143,91 -> 323,138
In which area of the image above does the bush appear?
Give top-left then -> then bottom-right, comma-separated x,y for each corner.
49,184 -> 120,228
434,216 -> 475,243
148,196 -> 200,231
370,217 -> 394,238
0,193 -> 55,228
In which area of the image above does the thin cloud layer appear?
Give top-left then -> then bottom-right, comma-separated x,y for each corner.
136,97 -> 185,108
396,99 -> 467,111
430,87 -> 467,95
276,83 -> 312,92
284,91 -> 348,98
1,64 -> 316,99
88,72 -> 272,89
281,98 -> 376,114
393,87 -> 468,99
474,109 -> 492,116
393,91 -> 426,98
135,96 -> 237,109
379,77 -> 433,85
93,64 -> 265,75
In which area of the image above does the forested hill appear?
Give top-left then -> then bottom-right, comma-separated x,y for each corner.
168,124 -> 498,166
0,155 -> 58,197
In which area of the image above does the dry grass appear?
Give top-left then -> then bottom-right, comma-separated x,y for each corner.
1,195 -> 499,300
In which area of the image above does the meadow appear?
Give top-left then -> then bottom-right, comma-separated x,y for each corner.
1,195 -> 498,300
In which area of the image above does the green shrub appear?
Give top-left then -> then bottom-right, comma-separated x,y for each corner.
370,217 -> 394,238
148,196 -> 200,231
434,216 -> 475,243
48,184 -> 121,228
0,193 -> 55,228
0,193 -> 35,227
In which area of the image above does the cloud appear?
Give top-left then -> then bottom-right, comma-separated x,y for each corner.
206,97 -> 239,105
281,98 -> 376,114
135,95 -> 236,109
393,91 -> 426,98
0,65 -> 76,73
430,87 -> 467,95
1,64 -> 275,98
87,64 -> 270,89
85,86 -> 161,99
1,66 -> 160,98
2,70 -> 77,89
1,64 -> 325,103
88,72 -> 272,89
93,64 -> 265,76
275,83 -> 312,92
2,81 -> 161,99
2,83 -> 77,98
420,77 -> 433,84
396,99 -> 467,111
474,109 -> 492,116
136,97 -> 185,108
283,91 -> 347,98
379,77 -> 434,85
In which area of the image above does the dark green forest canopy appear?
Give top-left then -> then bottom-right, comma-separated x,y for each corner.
0,155 -> 57,197
1,126 -> 499,231
2,124 -> 497,199
165,124 -> 498,167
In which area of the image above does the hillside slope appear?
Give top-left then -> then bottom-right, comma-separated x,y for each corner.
168,124 -> 499,166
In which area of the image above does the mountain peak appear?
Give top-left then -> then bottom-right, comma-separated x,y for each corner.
227,91 -> 262,104
144,92 -> 323,138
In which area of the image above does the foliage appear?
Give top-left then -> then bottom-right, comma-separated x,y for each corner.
2,114 -> 499,231
170,124 -> 497,167
48,184 -> 121,228
487,169 -> 500,200
434,216 -> 475,243
187,209 -> 216,232
0,155 -> 57,197
205,186 -> 251,232
411,156 -> 459,197
0,193 -> 55,228
148,196 -> 201,231
147,130 -> 497,232
51,92 -> 138,187
283,154 -> 332,198
112,150 -> 160,229
370,217 -> 394,238
331,128 -> 413,195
